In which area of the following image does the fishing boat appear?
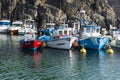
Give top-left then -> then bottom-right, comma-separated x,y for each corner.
8,21 -> 23,34
20,34 -> 43,51
39,27 -> 77,49
38,22 -> 56,36
0,20 -> 10,33
78,24 -> 111,49
110,27 -> 120,48
72,19 -> 88,35
18,19 -> 37,34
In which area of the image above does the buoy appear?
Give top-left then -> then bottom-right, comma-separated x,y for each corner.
50,33 -> 52,36
80,46 -> 86,54
42,42 -> 46,47
40,32 -> 42,36
107,48 -> 114,54
10,32 -> 14,35
107,45 -> 114,54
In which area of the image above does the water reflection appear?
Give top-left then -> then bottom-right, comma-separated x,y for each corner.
1,34 -> 120,80
98,49 -> 119,80
21,48 -> 43,72
33,50 -> 42,69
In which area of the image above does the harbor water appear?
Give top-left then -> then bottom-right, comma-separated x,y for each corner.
0,34 -> 120,80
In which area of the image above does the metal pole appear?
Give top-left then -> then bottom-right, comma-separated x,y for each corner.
79,10 -> 85,39
79,11 -> 82,39
0,2 -> 1,19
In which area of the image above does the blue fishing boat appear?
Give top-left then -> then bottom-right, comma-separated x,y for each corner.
38,23 -> 56,36
78,24 -> 111,49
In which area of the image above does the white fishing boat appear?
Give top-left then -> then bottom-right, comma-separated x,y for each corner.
110,27 -> 120,48
8,21 -> 23,34
47,28 -> 77,49
39,27 -> 77,49
0,20 -> 10,33
72,21 -> 80,35
18,19 -> 37,34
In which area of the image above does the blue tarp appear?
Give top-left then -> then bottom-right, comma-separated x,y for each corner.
0,22 -> 10,25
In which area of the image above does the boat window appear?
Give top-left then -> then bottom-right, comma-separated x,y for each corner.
96,28 -> 100,33
75,24 -> 78,29
59,31 -> 63,35
86,28 -> 90,33
50,25 -> 54,28
69,31 -> 71,35
113,29 -> 117,31
64,30 -> 67,35
91,28 -> 95,33
12,24 -> 21,27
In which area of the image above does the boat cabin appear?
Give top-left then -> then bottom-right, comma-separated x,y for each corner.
24,19 -> 35,29
82,25 -> 101,38
59,23 -> 68,28
72,22 -> 80,34
12,21 -> 23,27
46,23 -> 55,29
0,20 -> 10,26
101,28 -> 109,35
112,27 -> 120,39
53,28 -> 72,36
0,20 -> 10,33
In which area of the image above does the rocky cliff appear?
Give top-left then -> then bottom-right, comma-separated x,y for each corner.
108,0 -> 120,28
0,0 -> 118,29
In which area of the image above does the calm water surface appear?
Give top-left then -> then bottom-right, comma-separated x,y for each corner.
0,34 -> 120,80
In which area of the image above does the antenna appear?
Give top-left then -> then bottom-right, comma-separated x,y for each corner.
58,2 -> 62,22
47,7 -> 49,22
111,4 -> 115,27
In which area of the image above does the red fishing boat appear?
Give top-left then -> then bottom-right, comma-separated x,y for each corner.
19,34 -> 43,51
20,39 -> 43,51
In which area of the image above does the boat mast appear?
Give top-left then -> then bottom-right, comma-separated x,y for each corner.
112,5 -> 115,28
47,7 -> 50,23
59,2 -> 62,24
79,10 -> 85,39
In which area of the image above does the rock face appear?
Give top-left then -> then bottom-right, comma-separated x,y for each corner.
0,0 -> 118,29
108,0 -> 120,28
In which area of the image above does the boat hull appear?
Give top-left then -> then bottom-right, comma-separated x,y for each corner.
0,28 -> 9,33
20,40 -> 43,51
78,37 -> 110,49
9,30 -> 18,34
46,37 -> 77,49
18,29 -> 37,35
8,27 -> 22,34
110,39 -> 120,48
